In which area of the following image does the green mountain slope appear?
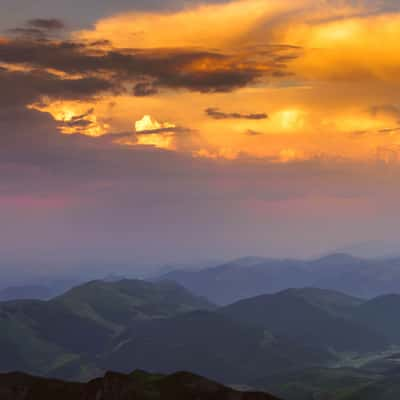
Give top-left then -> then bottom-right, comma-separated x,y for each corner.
0,279 -> 213,379
0,299 -> 109,376
2,279 -> 399,393
103,310 -> 333,385
282,288 -> 364,318
352,294 -> 400,343
54,279 -> 213,334
220,289 -> 388,353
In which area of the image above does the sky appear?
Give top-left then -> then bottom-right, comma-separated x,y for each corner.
1,0 -> 400,278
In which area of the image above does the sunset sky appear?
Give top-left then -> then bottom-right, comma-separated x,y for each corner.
1,0 -> 400,277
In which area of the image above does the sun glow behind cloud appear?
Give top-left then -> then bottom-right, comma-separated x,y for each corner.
134,115 -> 177,150
3,0 -> 400,163
135,115 -> 176,133
29,101 -> 109,136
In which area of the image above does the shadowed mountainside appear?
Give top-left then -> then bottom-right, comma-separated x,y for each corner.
3,280 -> 400,393
103,310 -> 331,384
0,279 -> 213,379
352,294 -> 400,344
220,288 -> 388,353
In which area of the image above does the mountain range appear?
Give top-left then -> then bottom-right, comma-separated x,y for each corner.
161,254 -> 400,304
0,279 -> 335,383
2,270 -> 400,398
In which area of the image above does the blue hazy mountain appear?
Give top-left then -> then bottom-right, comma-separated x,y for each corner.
161,254 -> 400,304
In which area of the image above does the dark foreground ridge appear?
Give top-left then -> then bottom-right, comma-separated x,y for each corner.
0,370 -> 280,400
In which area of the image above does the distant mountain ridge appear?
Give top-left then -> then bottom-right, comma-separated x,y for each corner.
160,254 -> 400,304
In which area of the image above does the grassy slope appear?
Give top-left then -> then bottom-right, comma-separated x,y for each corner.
54,279 -> 213,332
0,279 -> 213,380
352,294 -> 400,343
104,310 -> 332,385
220,289 -> 388,353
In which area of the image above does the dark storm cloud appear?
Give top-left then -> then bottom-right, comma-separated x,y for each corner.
27,18 -> 65,30
7,28 -> 50,39
133,82 -> 159,97
205,107 -> 268,120
157,66 -> 262,93
0,30 -> 297,103
135,126 -> 191,135
0,39 -> 264,92
7,19 -> 65,39
0,67 -> 116,107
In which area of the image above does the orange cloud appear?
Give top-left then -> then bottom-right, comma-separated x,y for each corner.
5,0 -> 400,164
134,115 -> 178,150
29,101 -> 109,136
76,0 -> 302,49
135,115 -> 176,133
283,13 -> 400,83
